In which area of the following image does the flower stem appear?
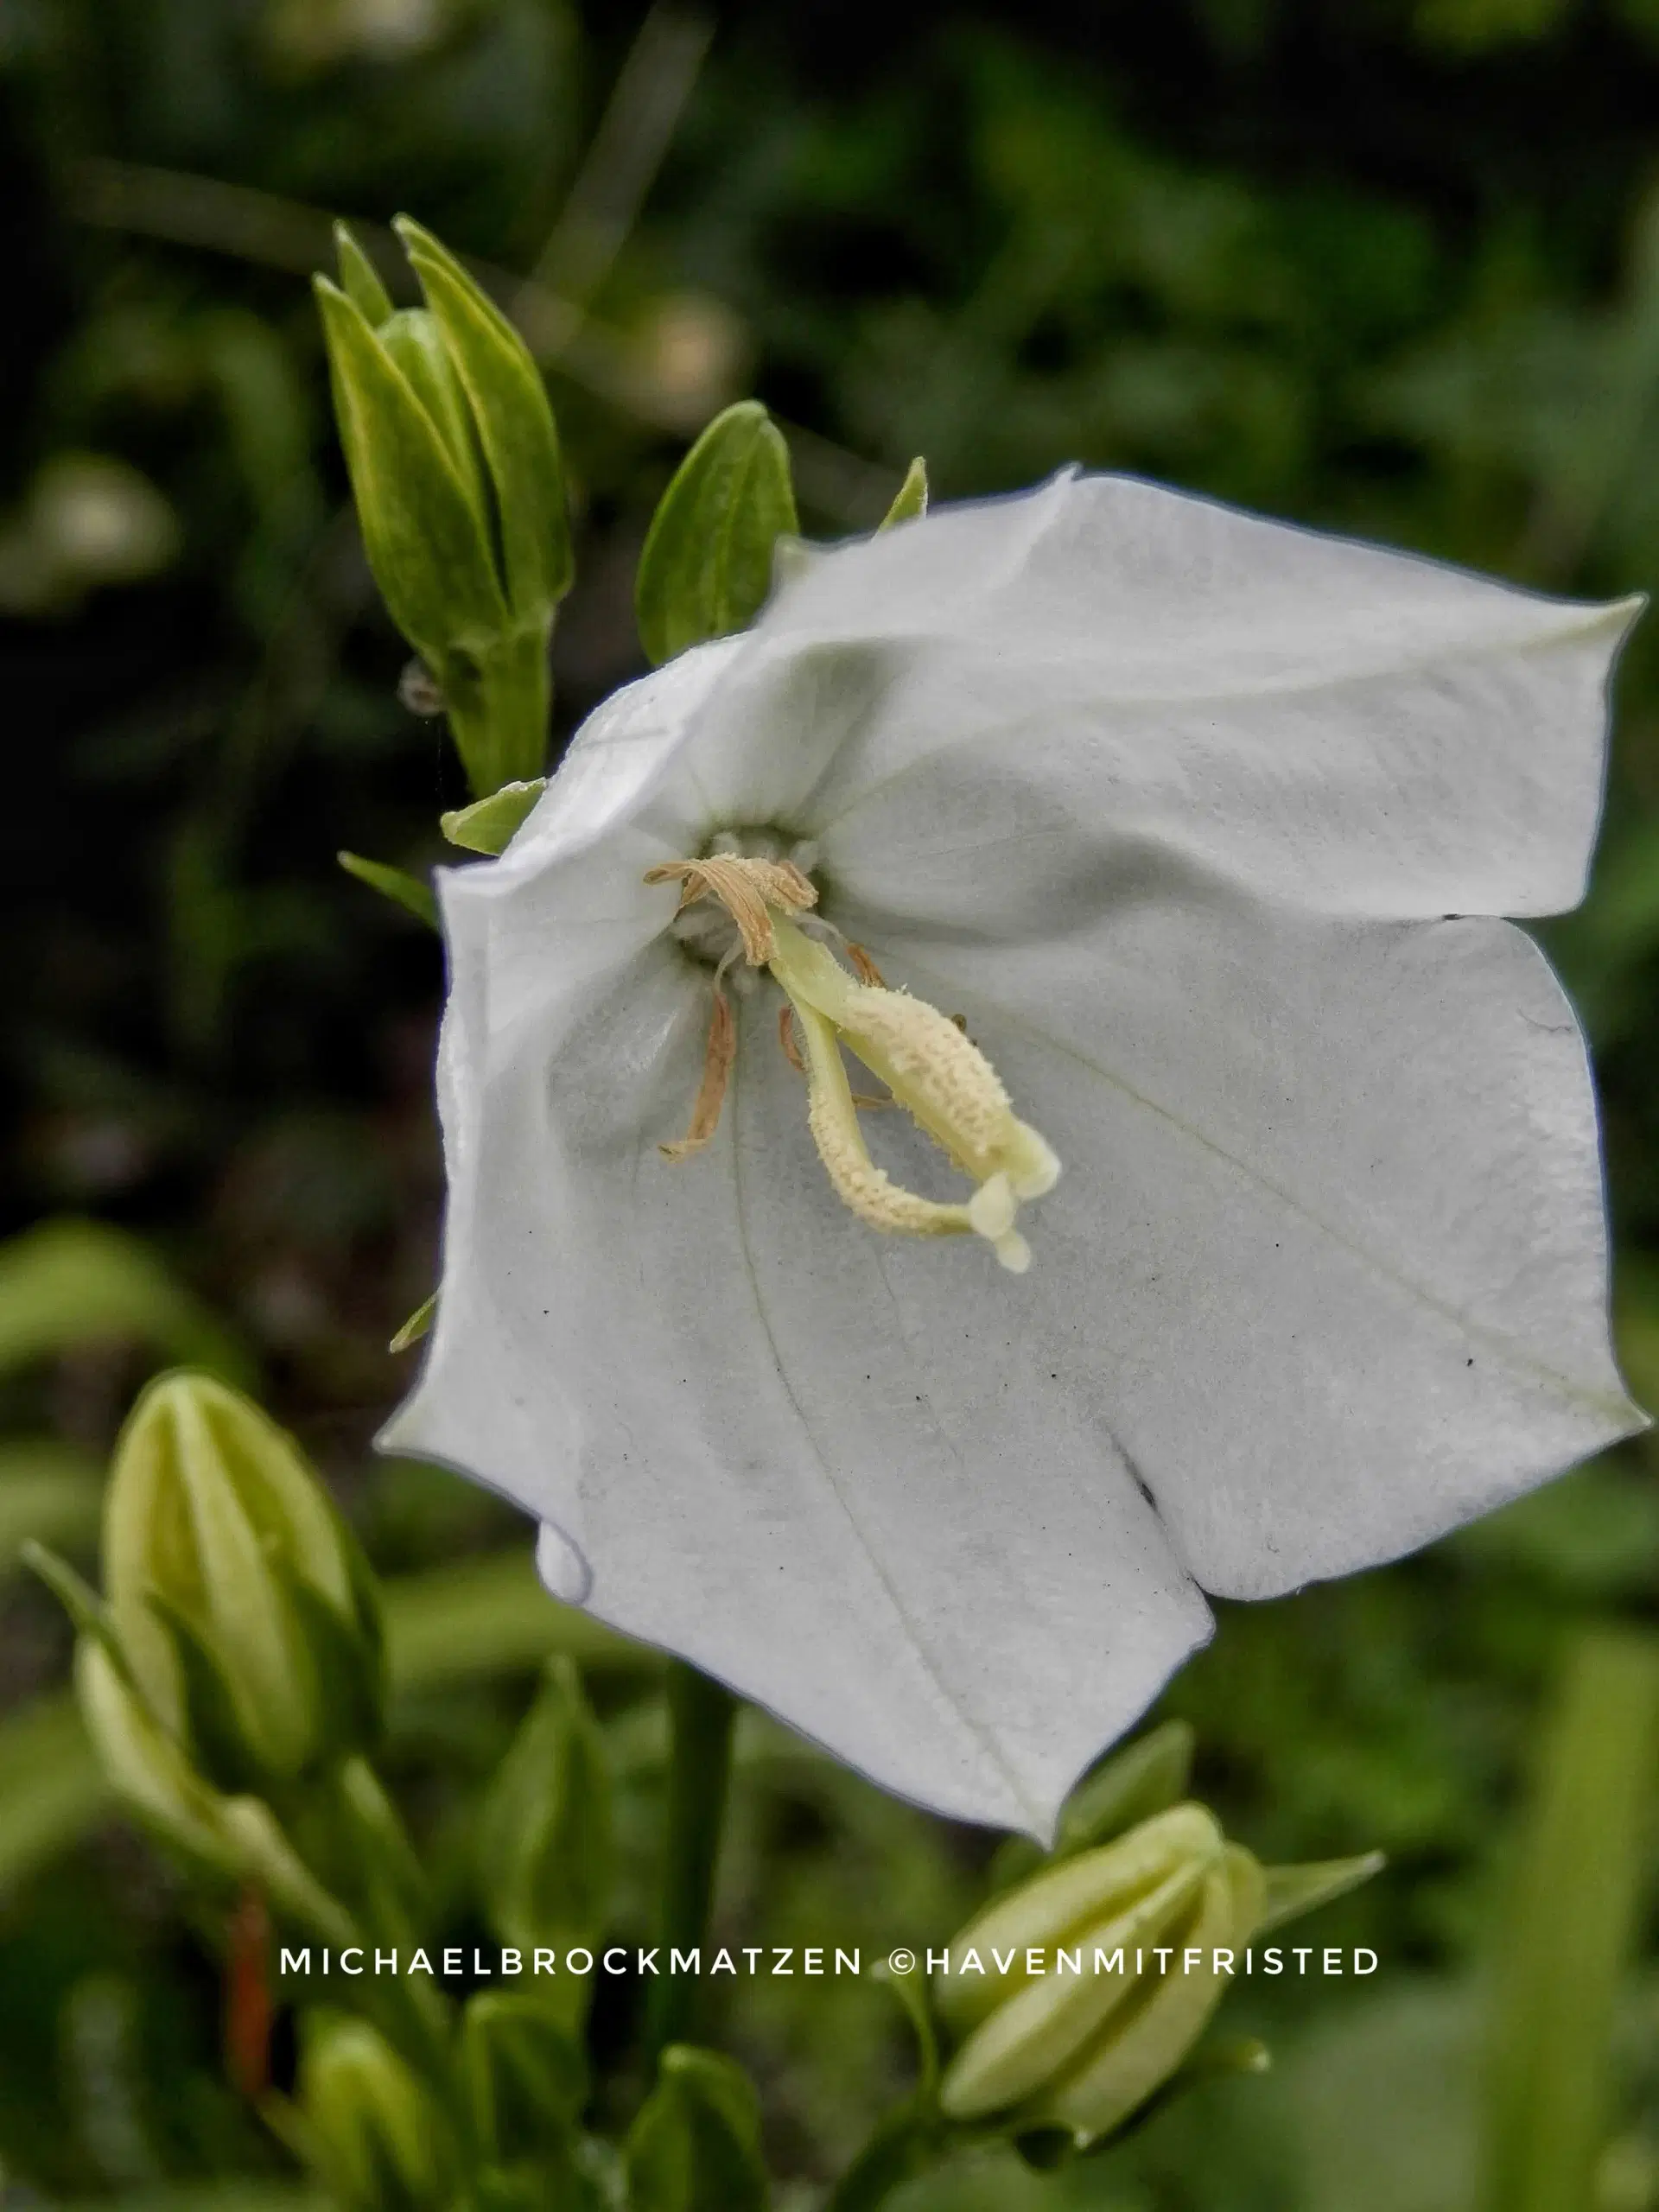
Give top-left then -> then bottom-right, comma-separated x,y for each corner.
442,620 -> 551,798
643,1660 -> 736,2069
821,2101 -> 949,2212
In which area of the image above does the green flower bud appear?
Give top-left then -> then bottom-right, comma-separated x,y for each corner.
461,1989 -> 588,2165
296,2012 -> 457,2212
74,1635 -> 243,1880
634,400 -> 798,667
315,221 -> 573,798
102,1372 -> 384,1792
476,1657 -> 613,2008
935,1805 -> 1264,2148
75,1638 -> 357,1943
625,2045 -> 769,2212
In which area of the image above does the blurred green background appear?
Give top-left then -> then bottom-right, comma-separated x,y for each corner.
3,0 -> 1659,2203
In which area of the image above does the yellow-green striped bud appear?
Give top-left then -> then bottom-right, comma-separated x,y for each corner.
103,1372 -> 384,1793
935,1804 -> 1264,2148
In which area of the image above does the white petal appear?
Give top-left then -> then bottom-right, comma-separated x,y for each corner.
690,473 -> 1637,925
383,880 -> 1211,1837
870,894 -> 1644,1598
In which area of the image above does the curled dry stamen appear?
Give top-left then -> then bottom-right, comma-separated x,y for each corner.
660,982 -> 736,1162
643,855 -> 817,964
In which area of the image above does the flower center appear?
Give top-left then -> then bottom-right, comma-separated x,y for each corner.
644,850 -> 1059,1273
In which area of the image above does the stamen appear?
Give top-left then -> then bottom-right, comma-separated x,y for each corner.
659,982 -> 736,1161
644,855 -> 816,965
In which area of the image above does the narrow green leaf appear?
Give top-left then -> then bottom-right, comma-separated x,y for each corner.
440,779 -> 546,855
334,221 -> 394,327
1480,1629 -> 1659,2212
635,400 -> 798,665
0,1217 -> 251,1386
338,852 -> 439,930
314,276 -> 507,659
389,1291 -> 436,1351
396,218 -> 575,619
879,456 -> 928,529
1256,1850 -> 1386,1936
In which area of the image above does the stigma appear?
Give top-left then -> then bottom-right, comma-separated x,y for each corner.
645,855 -> 1059,1272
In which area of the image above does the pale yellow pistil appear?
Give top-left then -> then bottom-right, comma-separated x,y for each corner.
646,855 -> 1059,1272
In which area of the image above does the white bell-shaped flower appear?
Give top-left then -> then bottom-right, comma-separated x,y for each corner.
382,470 -> 1646,1838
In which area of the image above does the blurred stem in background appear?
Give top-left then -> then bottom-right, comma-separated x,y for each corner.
644,1661 -> 736,2070
1479,1629 -> 1659,2212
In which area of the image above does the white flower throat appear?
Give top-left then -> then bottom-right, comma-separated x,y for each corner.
645,843 -> 1059,1272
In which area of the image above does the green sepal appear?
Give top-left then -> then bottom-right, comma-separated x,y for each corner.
378,309 -> 487,511
338,852 -> 439,931
334,223 -> 394,327
389,1292 -> 436,1353
283,1562 -> 386,1766
461,1989 -> 588,2164
396,217 -> 575,620
1055,1721 -> 1196,1857
625,2045 -> 769,2212
876,1953 -> 940,2093
314,276 -> 508,661
879,456 -> 928,529
143,1585 -> 270,1795
635,400 -> 798,665
1255,1850 -> 1385,1936
441,779 -> 546,855
19,1538 -> 111,1647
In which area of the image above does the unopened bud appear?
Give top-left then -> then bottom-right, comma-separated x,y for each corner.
937,1798 -> 1382,2150
936,1806 -> 1260,2146
315,220 -> 572,797
625,2045 -> 768,2212
103,1372 -> 383,1791
475,1658 -> 611,2023
296,2013 -> 457,2212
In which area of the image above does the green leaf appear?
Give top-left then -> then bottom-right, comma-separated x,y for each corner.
0,1217 -> 251,1386
626,2045 -> 769,2212
396,218 -> 575,620
879,456 -> 928,529
337,852 -> 439,930
1480,1629 -> 1659,2212
334,221 -> 395,327
440,779 -> 546,855
635,400 -> 798,665
313,276 -> 507,662
1256,1849 -> 1387,1936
